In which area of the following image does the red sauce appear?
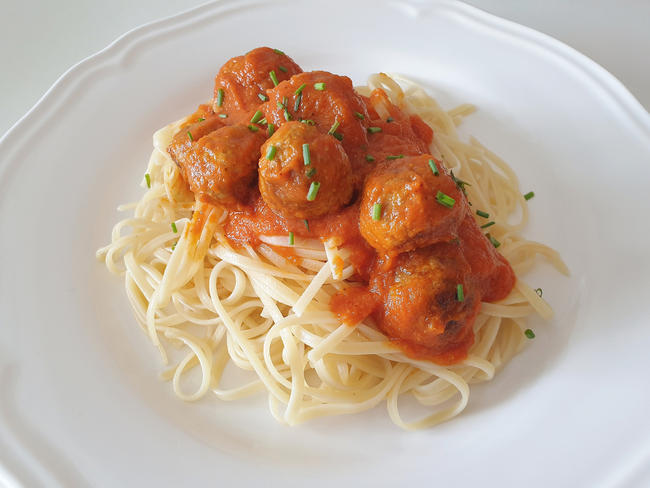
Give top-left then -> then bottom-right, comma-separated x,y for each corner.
330,286 -> 379,325
169,47 -> 516,366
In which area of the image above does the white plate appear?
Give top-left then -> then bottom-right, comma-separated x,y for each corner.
1,0 -> 649,486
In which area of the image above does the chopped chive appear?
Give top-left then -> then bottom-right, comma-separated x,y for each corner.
435,191 -> 456,208
301,119 -> 315,125
386,154 -> 404,160
145,173 -> 151,188
171,222 -> 178,233
282,96 -> 288,107
288,232 -> 295,245
268,123 -> 275,136
314,82 -> 325,91
197,117 -> 205,122
218,113 -> 228,118
269,70 -> 279,86
332,132 -> 343,141
250,110 -> 263,124
476,209 -> 490,218
480,221 -> 495,229
273,48 -> 285,55
306,167 -> 316,178
306,181 -> 321,201
303,219 -> 310,231
294,93 -> 302,111
524,329 -> 535,339
277,101 -> 285,109
302,143 -> 311,165
328,120 -> 340,135
428,159 -> 439,176
486,233 -> 501,248
372,203 -> 382,221
535,288 -> 543,297
187,131 -> 193,142
386,117 -> 394,123
367,126 -> 382,134
216,88 -> 224,107
247,124 -> 259,132
365,154 -> 375,162
283,108 -> 292,121
524,191 -> 535,200
259,118 -> 267,126
266,145 -> 277,160
354,111 -> 365,120
295,83 -> 307,95
171,241 -> 177,250
278,65 -> 288,73
450,170 -> 471,195
258,93 -> 268,102
456,284 -> 465,302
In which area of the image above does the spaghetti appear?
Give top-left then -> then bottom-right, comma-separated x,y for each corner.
97,67 -> 567,429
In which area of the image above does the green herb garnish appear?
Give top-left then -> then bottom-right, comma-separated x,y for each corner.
303,143 -> 311,166
428,159 -> 439,176
456,284 -> 464,302
436,191 -> 456,208
486,233 -> 501,248
372,203 -> 382,221
250,110 -> 263,124
269,70 -> 279,87
306,181 -> 321,201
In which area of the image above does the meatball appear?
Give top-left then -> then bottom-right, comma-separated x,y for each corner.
370,244 -> 480,364
262,71 -> 369,156
359,155 -> 467,253
168,114 -> 226,167
213,47 -> 302,122
258,121 -> 353,219
171,124 -> 264,206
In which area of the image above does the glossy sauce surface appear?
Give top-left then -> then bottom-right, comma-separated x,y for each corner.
167,47 -> 516,365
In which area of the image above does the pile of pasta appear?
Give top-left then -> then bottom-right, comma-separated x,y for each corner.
97,74 -> 567,429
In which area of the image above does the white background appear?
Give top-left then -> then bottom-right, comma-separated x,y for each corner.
1,0 -> 649,137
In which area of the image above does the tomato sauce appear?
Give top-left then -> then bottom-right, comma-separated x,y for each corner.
169,47 -> 516,366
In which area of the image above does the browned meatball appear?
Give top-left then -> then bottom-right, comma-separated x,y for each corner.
359,155 -> 467,253
262,71 -> 369,157
258,121 -> 353,219
171,124 -> 264,206
370,244 -> 480,364
213,47 -> 302,123
168,114 -> 226,167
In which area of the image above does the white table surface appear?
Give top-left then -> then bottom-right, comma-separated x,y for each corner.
1,0 -> 649,137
